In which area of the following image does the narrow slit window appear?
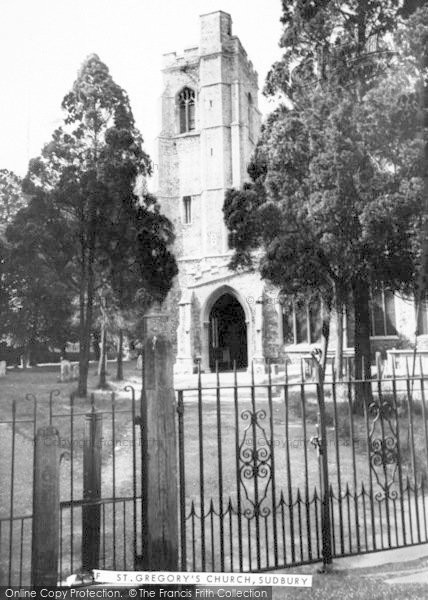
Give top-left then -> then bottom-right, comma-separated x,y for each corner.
248,93 -> 253,140
183,196 -> 192,224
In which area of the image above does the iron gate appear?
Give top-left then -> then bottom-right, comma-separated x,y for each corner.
0,386 -> 143,586
2,359 -> 428,584
176,360 -> 428,572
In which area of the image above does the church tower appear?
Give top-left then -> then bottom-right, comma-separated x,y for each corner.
156,11 -> 267,374
154,11 -> 428,378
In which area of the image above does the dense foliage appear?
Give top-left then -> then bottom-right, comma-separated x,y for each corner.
224,2 -> 427,383
1,55 -> 177,393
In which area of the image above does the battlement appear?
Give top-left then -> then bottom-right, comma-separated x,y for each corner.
162,46 -> 200,70
229,36 -> 258,83
162,11 -> 257,83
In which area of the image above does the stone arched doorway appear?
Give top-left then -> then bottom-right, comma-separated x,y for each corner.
208,293 -> 248,371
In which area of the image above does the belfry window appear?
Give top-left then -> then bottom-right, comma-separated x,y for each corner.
178,87 -> 196,133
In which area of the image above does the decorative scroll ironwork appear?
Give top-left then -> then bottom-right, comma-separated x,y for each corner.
368,397 -> 399,500
238,408 -> 272,518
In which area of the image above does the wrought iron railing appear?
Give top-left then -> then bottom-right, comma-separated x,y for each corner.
2,358 -> 428,584
176,360 -> 428,572
0,387 -> 141,586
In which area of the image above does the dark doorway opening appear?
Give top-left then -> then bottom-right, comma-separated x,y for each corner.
209,293 -> 248,371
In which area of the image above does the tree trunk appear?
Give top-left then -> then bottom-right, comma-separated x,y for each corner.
78,260 -> 92,397
98,324 -> 108,389
78,320 -> 92,397
97,325 -> 104,376
78,265 -> 87,396
334,293 -> 344,380
417,37 -> 428,324
320,302 -> 330,376
78,201 -> 97,398
78,275 -> 95,397
92,330 -> 101,362
116,329 -> 124,381
353,278 -> 372,413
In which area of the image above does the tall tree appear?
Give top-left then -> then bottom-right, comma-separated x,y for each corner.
264,0 -> 414,381
0,169 -> 28,335
396,6 -> 428,323
2,195 -> 74,364
0,170 -> 27,235
24,55 -> 177,396
225,86 -> 419,377
225,2 -> 425,394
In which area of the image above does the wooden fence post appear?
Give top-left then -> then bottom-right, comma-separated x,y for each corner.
31,426 -> 60,587
82,410 -> 102,572
141,334 -> 178,570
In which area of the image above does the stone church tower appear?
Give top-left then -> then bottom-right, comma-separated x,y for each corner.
156,11 -> 270,374
155,10 -> 425,376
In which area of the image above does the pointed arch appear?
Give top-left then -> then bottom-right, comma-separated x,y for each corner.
177,87 -> 196,133
202,285 -> 250,371
202,285 -> 251,324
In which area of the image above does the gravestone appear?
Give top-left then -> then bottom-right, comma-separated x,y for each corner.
60,359 -> 71,382
72,363 -> 79,380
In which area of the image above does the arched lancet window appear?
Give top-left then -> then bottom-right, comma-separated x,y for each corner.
178,87 -> 195,133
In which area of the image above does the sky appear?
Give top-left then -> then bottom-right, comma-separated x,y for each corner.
0,0 -> 283,178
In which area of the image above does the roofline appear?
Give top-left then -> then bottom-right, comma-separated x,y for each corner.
199,10 -> 231,18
